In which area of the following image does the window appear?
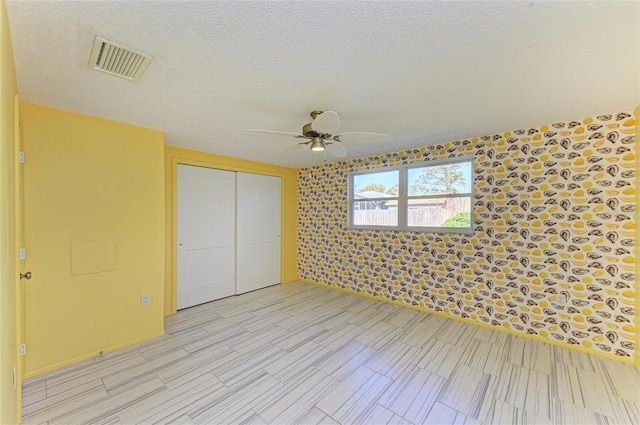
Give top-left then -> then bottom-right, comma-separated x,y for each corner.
348,157 -> 473,233
351,170 -> 399,227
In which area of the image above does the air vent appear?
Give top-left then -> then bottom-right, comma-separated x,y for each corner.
88,37 -> 152,82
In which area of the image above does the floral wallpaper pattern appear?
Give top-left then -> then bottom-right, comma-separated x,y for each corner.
298,112 -> 636,358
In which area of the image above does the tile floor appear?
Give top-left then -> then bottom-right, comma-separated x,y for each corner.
21,281 -> 640,424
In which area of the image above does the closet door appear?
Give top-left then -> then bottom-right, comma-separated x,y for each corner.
177,165 -> 236,309
236,173 -> 281,294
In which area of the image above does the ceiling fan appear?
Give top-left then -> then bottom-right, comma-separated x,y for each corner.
245,111 -> 392,159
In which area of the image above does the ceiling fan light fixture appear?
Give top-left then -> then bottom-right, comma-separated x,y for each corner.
310,138 -> 325,152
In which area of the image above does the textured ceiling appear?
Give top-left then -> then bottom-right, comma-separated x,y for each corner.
6,1 -> 639,168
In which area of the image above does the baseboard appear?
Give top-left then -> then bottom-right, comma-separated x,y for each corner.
23,330 -> 167,379
300,278 -> 634,365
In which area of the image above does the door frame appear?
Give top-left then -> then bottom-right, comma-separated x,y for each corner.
168,157 -> 286,314
14,95 -> 24,419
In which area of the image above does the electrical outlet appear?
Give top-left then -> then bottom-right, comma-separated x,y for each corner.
557,293 -> 567,307
141,293 -> 150,306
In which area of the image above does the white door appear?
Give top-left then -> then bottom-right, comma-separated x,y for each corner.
177,165 -> 236,309
236,173 -> 281,294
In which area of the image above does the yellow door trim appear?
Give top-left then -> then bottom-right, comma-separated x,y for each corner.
14,94 -> 22,421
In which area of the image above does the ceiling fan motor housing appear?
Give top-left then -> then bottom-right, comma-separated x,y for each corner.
302,122 -> 329,139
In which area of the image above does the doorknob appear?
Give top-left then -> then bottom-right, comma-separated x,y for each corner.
20,271 -> 32,280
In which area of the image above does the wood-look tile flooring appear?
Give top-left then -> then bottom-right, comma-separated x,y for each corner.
22,281 -> 640,425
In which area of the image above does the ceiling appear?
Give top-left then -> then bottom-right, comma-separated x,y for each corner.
6,1 -> 639,168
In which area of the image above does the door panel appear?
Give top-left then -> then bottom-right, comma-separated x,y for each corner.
236,173 -> 281,294
177,165 -> 236,309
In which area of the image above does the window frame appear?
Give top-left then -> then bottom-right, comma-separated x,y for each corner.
348,156 -> 474,234
348,166 -> 402,232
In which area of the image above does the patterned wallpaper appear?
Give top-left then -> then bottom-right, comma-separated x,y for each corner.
298,112 -> 636,358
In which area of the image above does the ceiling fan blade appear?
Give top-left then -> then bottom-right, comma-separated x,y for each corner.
311,111 -> 340,134
281,141 -> 309,151
334,132 -> 392,144
244,129 -> 302,138
326,143 -> 347,158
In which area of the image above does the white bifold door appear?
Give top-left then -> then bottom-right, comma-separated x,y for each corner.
236,172 -> 281,294
177,165 -> 281,309
177,165 -> 237,309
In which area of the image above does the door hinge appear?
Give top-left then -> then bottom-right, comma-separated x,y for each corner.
19,151 -> 24,164
20,343 -> 26,356
19,248 -> 25,260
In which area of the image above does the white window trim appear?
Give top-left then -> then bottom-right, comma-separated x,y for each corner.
348,167 -> 401,232
348,157 -> 474,234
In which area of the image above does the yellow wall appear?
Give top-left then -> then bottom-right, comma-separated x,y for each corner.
164,146 -> 298,315
299,111 -> 636,363
0,0 -> 19,421
21,103 -> 166,377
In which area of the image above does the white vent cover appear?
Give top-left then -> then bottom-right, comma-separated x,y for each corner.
87,37 -> 152,82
